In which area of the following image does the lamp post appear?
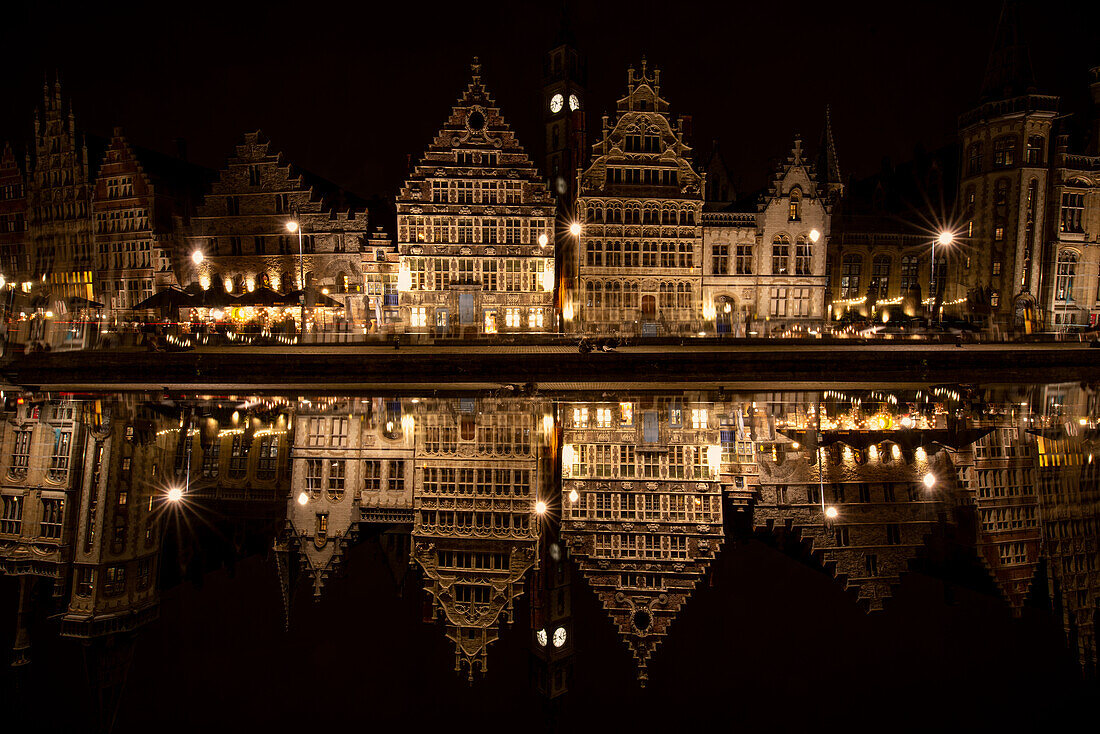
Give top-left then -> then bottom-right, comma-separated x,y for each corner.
931,231 -> 953,322
287,212 -> 305,339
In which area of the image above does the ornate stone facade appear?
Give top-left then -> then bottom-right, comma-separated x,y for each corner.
24,79 -> 95,303
573,61 -> 705,335
560,396 -> 723,682
702,137 -> 833,334
397,62 -> 556,336
0,142 -> 27,286
410,397 -> 547,679
287,397 -> 414,597
185,131 -> 369,322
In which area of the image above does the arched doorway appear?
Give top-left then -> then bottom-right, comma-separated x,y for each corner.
716,295 -> 736,335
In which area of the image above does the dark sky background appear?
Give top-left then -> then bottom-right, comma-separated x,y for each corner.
2,0 -> 1099,211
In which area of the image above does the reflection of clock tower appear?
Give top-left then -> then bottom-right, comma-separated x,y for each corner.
542,19 -> 586,317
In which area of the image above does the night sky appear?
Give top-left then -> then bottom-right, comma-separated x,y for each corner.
3,1 -> 1099,212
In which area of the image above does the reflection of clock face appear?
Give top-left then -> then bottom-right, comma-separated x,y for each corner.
549,93 -> 564,113
552,626 -> 567,648
569,94 -> 580,112
536,629 -> 548,647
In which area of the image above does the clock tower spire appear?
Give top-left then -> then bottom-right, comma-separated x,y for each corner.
542,2 -> 587,321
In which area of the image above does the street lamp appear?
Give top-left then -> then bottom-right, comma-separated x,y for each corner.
824,505 -> 839,520
296,490 -> 309,506
923,472 -> 936,490
287,215 -> 305,338
809,229 -> 821,244
569,221 -> 581,237
191,250 -> 204,266
535,500 -> 548,515
931,231 -> 954,320
166,486 -> 183,503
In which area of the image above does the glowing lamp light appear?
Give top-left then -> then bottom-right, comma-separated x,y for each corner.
192,250 -> 204,265
0,276 -> 6,288
568,488 -> 579,503
167,487 -> 183,503
923,472 -> 936,490
542,267 -> 554,292
535,500 -> 548,515
937,231 -> 954,246
809,229 -> 821,243
224,278 -> 234,293
538,233 -> 549,247
824,506 -> 839,520
397,263 -> 412,292
569,221 -> 581,237
297,491 -> 309,506
286,221 -> 299,233
707,444 -> 722,475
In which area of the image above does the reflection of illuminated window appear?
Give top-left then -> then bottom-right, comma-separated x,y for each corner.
572,407 -> 588,428
691,408 -> 708,430
620,403 -> 633,426
411,307 -> 427,327
596,408 -> 612,428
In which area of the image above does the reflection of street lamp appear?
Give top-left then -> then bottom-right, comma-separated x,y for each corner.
809,228 -> 821,244
167,486 -> 183,503
287,215 -> 305,337
923,472 -> 936,490
535,500 -> 548,515
191,250 -> 204,266
569,221 -> 581,238
824,505 -> 838,520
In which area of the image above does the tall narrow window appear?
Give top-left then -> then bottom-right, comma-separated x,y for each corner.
1060,192 -> 1084,234
735,244 -> 753,275
795,237 -> 812,275
900,255 -> 919,294
840,255 -> 863,298
48,430 -> 72,482
870,255 -> 891,297
788,189 -> 802,221
771,235 -> 790,275
1056,251 -> 1078,302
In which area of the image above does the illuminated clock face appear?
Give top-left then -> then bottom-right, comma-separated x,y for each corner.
552,626 -> 567,648
536,628 -> 548,647
569,94 -> 580,112
549,93 -> 564,114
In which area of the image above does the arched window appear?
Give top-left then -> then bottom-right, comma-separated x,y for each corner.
606,281 -> 621,308
994,179 -> 1010,207
870,255 -> 891,297
659,282 -> 674,308
682,208 -> 695,225
900,255 -> 919,294
676,282 -> 690,309
1026,136 -> 1044,166
678,242 -> 692,268
586,241 -> 603,267
771,235 -> 791,275
1056,251 -> 1078,302
993,135 -> 1017,168
840,254 -> 862,298
795,236 -> 812,275
788,188 -> 802,221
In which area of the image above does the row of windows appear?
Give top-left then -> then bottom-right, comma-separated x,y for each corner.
584,280 -> 694,310
417,509 -> 533,532
568,405 -> 706,430
569,443 -> 713,479
833,523 -> 905,547
592,532 -> 689,560
771,482 -> 926,505
429,179 -> 522,205
401,215 -> 549,245
7,429 -> 72,482
583,203 -> 697,225
421,467 -> 533,496
965,135 -> 1044,175
421,419 -> 534,455
979,505 -> 1038,533
568,490 -> 720,522
405,256 -> 549,292
837,254 -> 921,298
585,240 -> 694,269
0,495 -> 63,538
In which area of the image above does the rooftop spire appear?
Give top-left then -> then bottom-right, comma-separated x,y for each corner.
818,106 -> 843,185
979,0 -> 1038,102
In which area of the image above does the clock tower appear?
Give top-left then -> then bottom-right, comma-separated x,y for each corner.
542,15 -> 586,321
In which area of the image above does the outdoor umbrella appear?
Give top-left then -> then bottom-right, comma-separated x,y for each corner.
69,295 -> 105,309
235,286 -> 291,307
192,288 -> 239,309
133,287 -> 196,312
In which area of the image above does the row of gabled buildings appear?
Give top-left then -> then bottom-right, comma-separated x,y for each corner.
1,5 -> 1099,340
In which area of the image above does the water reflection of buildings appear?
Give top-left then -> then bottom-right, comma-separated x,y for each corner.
411,397 -> 547,680
560,396 -> 724,683
285,397 -> 414,599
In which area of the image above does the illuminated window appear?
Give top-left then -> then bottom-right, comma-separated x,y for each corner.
572,407 -> 588,428
620,403 -> 633,426
330,418 -> 348,447
788,188 -> 802,221
527,308 -> 543,328
691,409 -> 708,430
993,136 -> 1016,168
505,307 -> 522,328
411,306 -> 427,327
1060,192 -> 1084,234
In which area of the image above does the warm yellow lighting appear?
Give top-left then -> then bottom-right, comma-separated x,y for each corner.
224,278 -> 233,292
211,308 -> 224,320
569,221 -> 581,237
562,444 -> 575,473
824,506 -> 838,519
397,262 -> 411,292
246,278 -> 255,292
286,221 -> 299,233
538,233 -> 549,247
297,491 -> 309,505
541,266 -> 554,292
892,444 -> 901,460
707,444 -> 722,475
0,276 -> 6,288
199,275 -> 211,290
542,414 -> 554,434
809,229 -> 821,243
167,487 -> 183,503
568,489 -> 579,503
535,500 -> 548,515
44,310 -> 54,318
192,250 -> 204,265
702,301 -> 716,320
321,287 -> 329,295
923,472 -> 936,489
792,441 -> 800,449
723,302 -> 731,314
937,231 -> 954,246
401,413 -> 415,437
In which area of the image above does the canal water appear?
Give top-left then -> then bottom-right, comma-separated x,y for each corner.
0,384 -> 1097,730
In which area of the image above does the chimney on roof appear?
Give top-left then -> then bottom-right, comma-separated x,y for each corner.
175,137 -> 188,162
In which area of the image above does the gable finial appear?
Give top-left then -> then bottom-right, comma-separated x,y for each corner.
471,56 -> 481,78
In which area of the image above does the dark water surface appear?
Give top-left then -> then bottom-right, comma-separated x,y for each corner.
1,384 -> 1097,731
